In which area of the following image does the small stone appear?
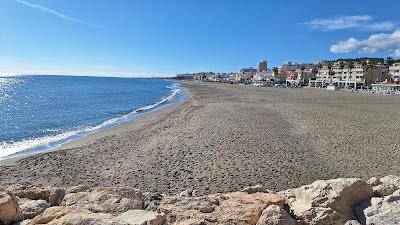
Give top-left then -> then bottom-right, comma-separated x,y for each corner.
344,220 -> 362,225
199,205 -> 214,213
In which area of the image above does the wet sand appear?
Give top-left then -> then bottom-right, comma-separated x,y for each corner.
1,82 -> 400,194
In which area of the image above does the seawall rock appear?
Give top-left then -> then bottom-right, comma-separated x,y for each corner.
280,178 -> 373,225
161,191 -> 285,225
0,189 -> 22,225
2,176 -> 399,225
61,187 -> 144,213
355,189 -> 400,225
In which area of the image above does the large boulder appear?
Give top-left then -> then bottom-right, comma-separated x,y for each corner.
255,205 -> 296,225
18,198 -> 50,219
355,189 -> 400,225
28,207 -> 123,225
0,190 -> 22,225
161,191 -> 285,225
281,178 -> 373,225
61,187 -> 144,213
115,210 -> 166,225
369,175 -> 400,197
11,187 -> 65,206
28,207 -> 165,225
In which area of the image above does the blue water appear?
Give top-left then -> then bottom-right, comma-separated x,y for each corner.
0,75 -> 183,159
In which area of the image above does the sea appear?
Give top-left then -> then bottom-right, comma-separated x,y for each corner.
0,75 -> 183,159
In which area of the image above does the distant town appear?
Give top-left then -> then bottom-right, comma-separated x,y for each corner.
176,57 -> 400,95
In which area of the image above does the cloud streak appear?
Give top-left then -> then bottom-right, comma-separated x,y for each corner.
330,29 -> 400,56
303,15 -> 397,31
16,0 -> 97,27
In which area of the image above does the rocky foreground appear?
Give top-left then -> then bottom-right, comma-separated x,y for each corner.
1,176 -> 400,225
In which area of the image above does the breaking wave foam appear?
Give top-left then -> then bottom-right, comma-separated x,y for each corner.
0,84 -> 182,159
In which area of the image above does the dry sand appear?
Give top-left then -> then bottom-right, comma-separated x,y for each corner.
1,82 -> 400,194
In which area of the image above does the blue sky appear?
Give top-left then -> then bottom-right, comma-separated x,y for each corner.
1,0 -> 400,77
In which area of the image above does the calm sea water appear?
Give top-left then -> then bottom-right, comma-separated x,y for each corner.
0,75 -> 182,159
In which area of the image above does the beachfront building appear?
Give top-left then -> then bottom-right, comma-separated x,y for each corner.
309,61 -> 388,89
389,62 -> 400,82
278,61 -> 314,71
286,69 -> 313,86
236,67 -> 257,82
371,81 -> 400,94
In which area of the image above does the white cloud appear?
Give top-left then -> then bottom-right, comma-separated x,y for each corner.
394,49 -> 400,57
16,0 -> 97,27
330,29 -> 400,56
303,15 -> 397,31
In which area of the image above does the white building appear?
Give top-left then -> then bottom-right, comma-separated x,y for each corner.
309,61 -> 387,89
236,68 -> 257,81
278,61 -> 313,71
252,70 -> 274,81
389,62 -> 400,82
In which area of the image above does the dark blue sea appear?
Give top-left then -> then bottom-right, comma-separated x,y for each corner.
0,75 -> 183,159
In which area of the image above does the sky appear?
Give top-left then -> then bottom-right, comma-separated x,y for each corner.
1,0 -> 400,77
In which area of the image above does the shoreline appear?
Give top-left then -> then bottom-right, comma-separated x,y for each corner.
1,82 -> 400,195
0,81 -> 186,165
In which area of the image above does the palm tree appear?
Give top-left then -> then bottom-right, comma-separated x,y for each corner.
345,61 -> 354,89
300,65 -> 306,85
338,61 -> 345,88
387,56 -> 394,66
327,62 -> 334,84
361,60 -> 368,88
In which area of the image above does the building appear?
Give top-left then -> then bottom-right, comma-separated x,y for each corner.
389,62 -> 400,82
278,61 -> 314,72
258,60 -> 268,72
236,68 -> 257,82
253,70 -> 274,81
309,61 -> 387,89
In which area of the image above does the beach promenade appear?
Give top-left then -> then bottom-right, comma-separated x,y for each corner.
1,82 -> 400,194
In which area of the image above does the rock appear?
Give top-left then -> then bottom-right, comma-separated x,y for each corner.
143,192 -> 163,211
255,205 -> 296,225
366,177 -> 381,187
161,191 -> 285,225
61,186 -> 144,213
29,208 -> 122,225
344,220 -> 361,225
65,185 -> 90,194
48,188 -> 65,206
18,198 -> 50,219
115,210 -> 166,225
199,205 -> 214,213
28,207 -> 165,225
28,206 -> 71,224
281,178 -> 373,225
355,189 -> 400,225
12,219 -> 31,225
372,175 -> 400,197
242,184 -> 274,194
0,190 -> 22,225
179,189 -> 194,197
11,187 -> 65,206
28,207 -> 124,225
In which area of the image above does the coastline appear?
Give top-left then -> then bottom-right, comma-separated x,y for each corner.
0,80 -> 185,164
1,82 -> 400,195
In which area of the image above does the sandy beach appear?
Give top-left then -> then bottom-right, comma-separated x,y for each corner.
1,82 -> 400,194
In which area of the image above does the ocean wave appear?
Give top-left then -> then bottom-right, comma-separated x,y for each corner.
0,83 -> 182,159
